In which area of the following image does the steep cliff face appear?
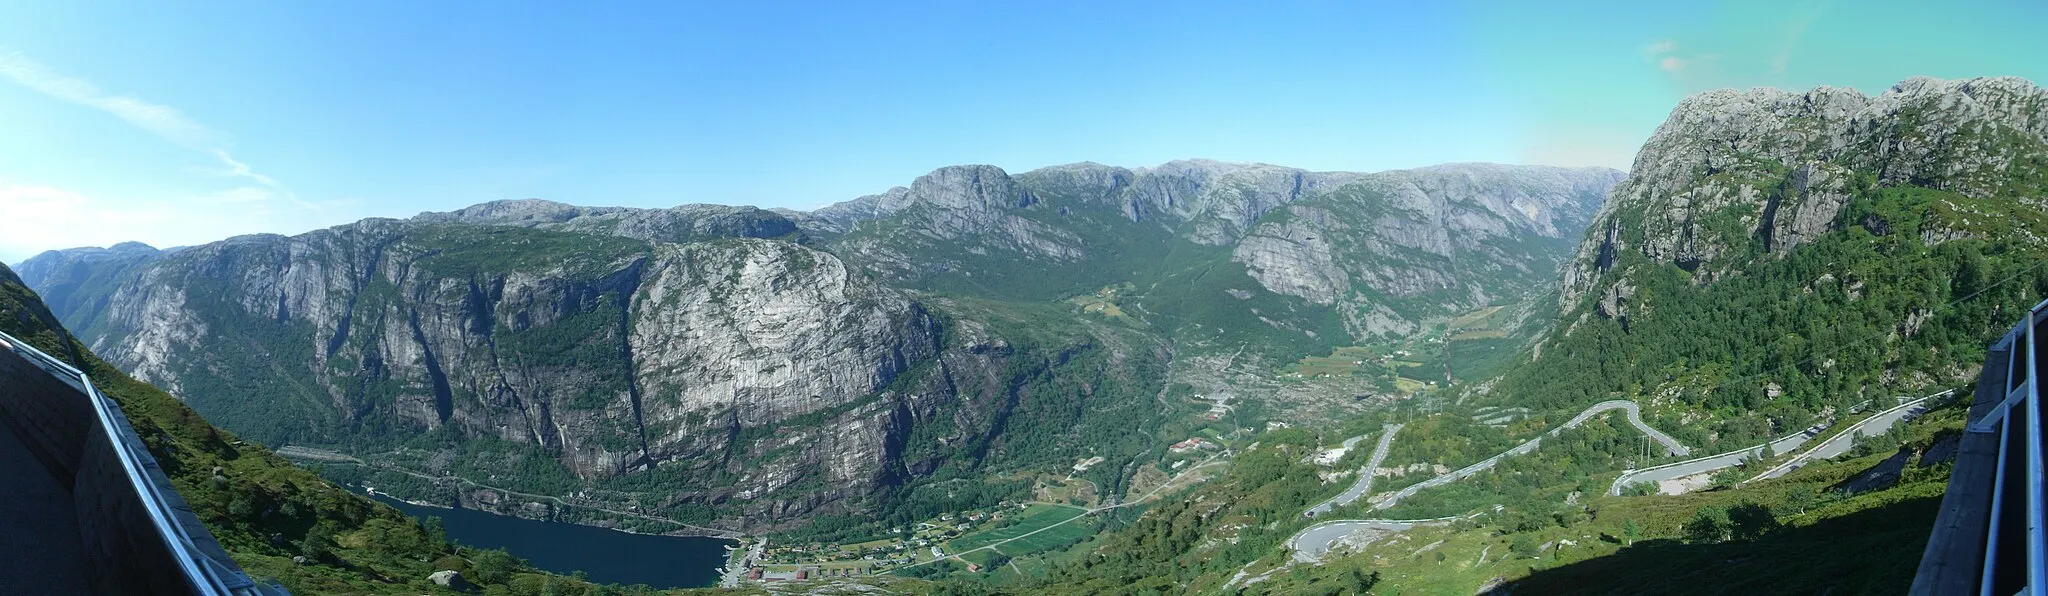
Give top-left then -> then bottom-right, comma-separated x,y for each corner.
816,160 -> 1621,346
1561,77 -> 2048,316
1488,77 -> 2048,454
12,241 -> 172,331
1231,164 -> 1622,337
33,214 -> 1167,527
2,263 -> 576,594
806,159 -> 1366,245
23,158 -> 1623,528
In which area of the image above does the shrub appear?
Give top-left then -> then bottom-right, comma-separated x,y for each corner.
1683,506 -> 1733,544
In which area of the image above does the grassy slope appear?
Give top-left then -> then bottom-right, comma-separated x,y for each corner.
1155,393 -> 1964,596
1376,397 -> 1949,596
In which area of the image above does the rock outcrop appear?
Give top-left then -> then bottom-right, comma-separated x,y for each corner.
413,199 -> 803,245
813,160 -> 1621,342
1231,164 -> 1622,337
1562,77 -> 2048,312
26,212 -> 1163,528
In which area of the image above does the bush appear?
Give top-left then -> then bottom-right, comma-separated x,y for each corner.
1727,501 -> 1781,540
1683,506 -> 1733,544
1510,536 -> 1541,559
469,548 -> 522,584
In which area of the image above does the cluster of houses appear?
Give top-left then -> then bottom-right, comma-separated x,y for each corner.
1169,436 -> 1215,454
750,506 -> 1015,581
748,566 -> 871,582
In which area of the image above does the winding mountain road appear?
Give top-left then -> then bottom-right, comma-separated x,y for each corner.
1288,517 -> 1461,561
1371,400 -> 1686,511
1747,393 -> 1939,482
1609,390 -> 1949,495
1608,428 -> 1819,495
1286,400 -> 1691,560
1304,424 -> 1403,518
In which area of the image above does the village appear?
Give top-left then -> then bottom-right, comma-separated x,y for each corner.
733,429 -> 1231,584
736,502 -> 1020,582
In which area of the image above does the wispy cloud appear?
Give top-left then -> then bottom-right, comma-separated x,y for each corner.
0,178 -> 319,262
0,179 -> 170,260
0,51 -> 363,261
1645,40 -> 1692,73
1641,39 -> 1722,80
1772,0 -> 1831,75
0,51 -> 290,197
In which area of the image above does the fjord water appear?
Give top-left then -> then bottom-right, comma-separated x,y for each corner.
366,492 -> 733,588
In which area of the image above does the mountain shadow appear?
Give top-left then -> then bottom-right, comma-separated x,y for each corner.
1504,494 -> 1939,595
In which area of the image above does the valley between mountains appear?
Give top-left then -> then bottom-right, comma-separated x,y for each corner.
10,75 -> 2047,594
17,159 -> 1620,535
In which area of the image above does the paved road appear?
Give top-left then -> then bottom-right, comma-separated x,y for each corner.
719,540 -> 765,588
1304,424 -> 1403,518
280,446 -> 745,538
1749,396 -> 1934,482
1598,400 -> 1692,458
1372,400 -> 1686,510
890,449 -> 1234,572
1286,400 -> 1691,559
1609,428 -> 1821,495
1288,517 -> 1455,561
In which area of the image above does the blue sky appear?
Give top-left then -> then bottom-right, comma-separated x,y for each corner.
1,1 -> 2043,262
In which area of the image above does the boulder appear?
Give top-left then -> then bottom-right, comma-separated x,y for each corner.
429,570 -> 473,591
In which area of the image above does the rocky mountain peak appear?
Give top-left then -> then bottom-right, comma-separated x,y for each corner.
906,164 -> 1032,210
1138,158 -> 1273,179
106,241 -> 163,253
414,198 -> 603,225
1561,76 -> 2048,314
410,199 -> 800,246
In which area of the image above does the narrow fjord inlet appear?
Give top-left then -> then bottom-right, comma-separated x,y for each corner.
365,492 -> 734,589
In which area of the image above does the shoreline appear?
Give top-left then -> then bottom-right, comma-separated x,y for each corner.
362,486 -> 446,509
357,485 -> 743,543
363,484 -> 738,588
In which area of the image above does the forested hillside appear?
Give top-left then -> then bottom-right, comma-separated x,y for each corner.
904,77 -> 2048,595
1498,77 -> 2048,450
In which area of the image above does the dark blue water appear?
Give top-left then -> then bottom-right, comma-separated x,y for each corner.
365,492 -> 733,588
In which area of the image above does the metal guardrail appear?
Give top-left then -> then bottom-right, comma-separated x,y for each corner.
1607,426 -> 1815,496
1918,299 -> 2047,595
0,330 -> 283,596
1967,299 -> 2048,595
1743,391 -> 1944,485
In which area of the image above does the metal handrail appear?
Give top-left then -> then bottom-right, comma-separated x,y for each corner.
2027,302 -> 2046,596
1966,300 -> 2048,595
0,330 -> 278,595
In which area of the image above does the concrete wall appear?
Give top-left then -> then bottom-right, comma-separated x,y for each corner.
0,341 -> 267,595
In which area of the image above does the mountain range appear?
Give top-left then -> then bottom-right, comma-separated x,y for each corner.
5,75 -> 2045,593
16,160 -> 1621,530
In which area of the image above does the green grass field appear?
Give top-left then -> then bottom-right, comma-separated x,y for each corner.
1285,345 -> 1382,378
998,520 -> 1098,555
1447,305 -> 1506,329
944,504 -> 1090,554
